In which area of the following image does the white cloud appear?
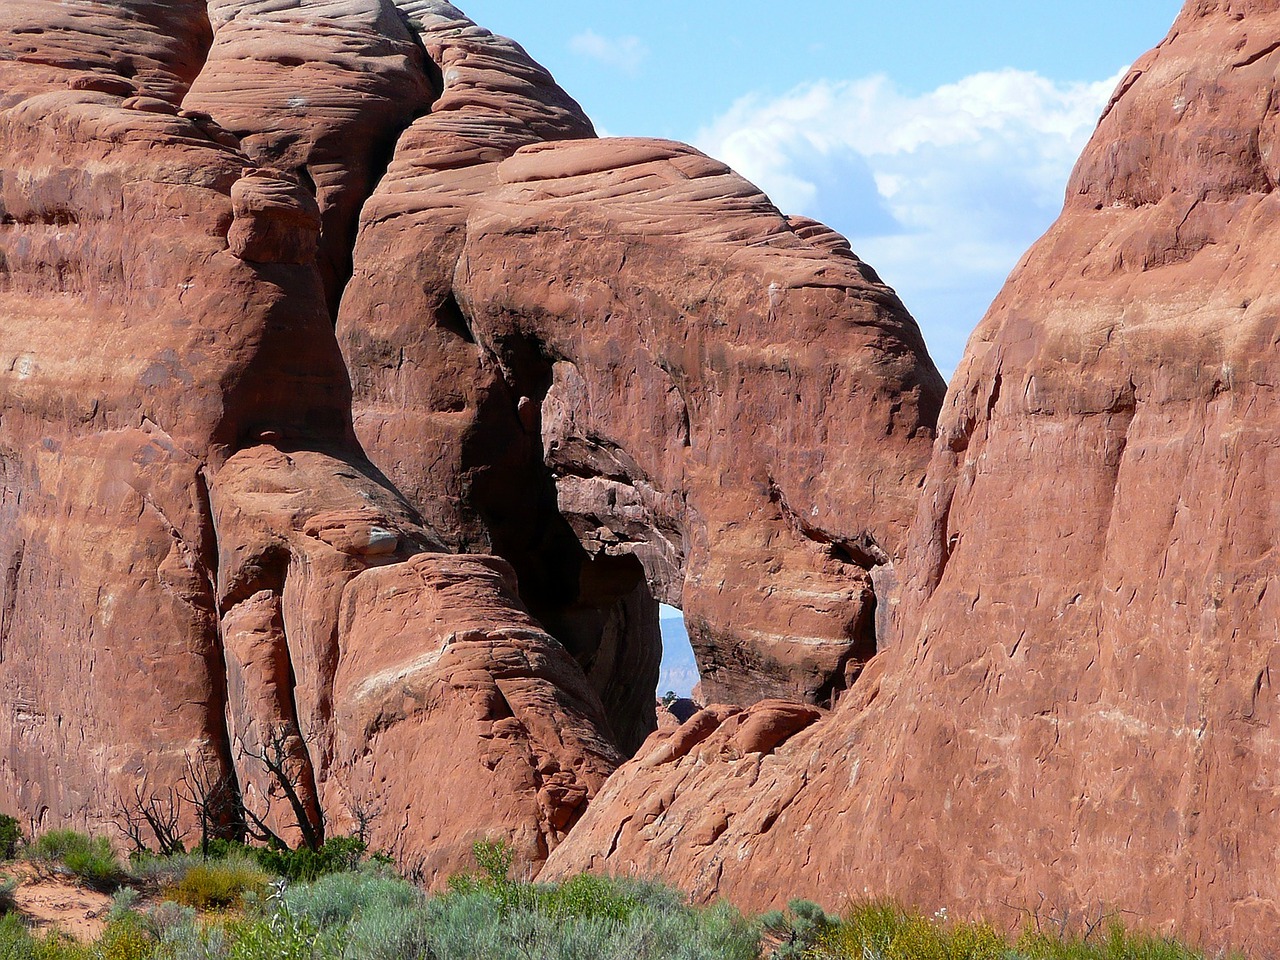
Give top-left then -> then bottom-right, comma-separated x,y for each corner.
695,68 -> 1125,378
569,29 -> 648,74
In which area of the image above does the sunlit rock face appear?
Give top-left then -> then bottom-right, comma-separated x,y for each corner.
0,0 -> 618,876
336,6 -> 945,742
0,0 -> 941,877
546,3 -> 1280,953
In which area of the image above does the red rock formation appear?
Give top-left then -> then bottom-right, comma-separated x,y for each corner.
339,12 -> 944,739
0,0 -> 945,874
184,0 -> 438,312
454,138 -> 941,711
546,2 -> 1280,951
0,0 -> 619,875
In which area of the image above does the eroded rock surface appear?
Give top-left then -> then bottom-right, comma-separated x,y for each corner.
340,22 -> 944,728
546,2 -> 1280,952
0,0 -> 934,879
0,0 -> 619,876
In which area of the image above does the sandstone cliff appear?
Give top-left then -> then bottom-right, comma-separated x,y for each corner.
0,0 -> 942,879
0,0 -> 624,875
544,2 -> 1280,952
7,0 -> 1273,950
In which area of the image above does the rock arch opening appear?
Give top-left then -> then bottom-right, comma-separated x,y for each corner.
657,604 -> 702,713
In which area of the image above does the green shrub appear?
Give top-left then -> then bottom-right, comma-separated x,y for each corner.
165,859 -> 270,911
0,912 -> 91,960
122,854 -> 185,893
0,819 -> 21,862
281,869 -> 422,929
105,890 -> 138,925
761,899 -> 838,959
419,887 -> 759,960
27,832 -> 124,893
26,832 -> 90,864
254,837 -> 367,884
91,917 -> 154,960
1014,922 -> 1227,960
200,841 -> 254,863
154,917 -> 231,960
226,915 -> 335,960
0,878 -> 16,916
811,901 -> 1234,960
342,904 -> 431,960
63,851 -> 125,893
814,901 -> 1017,960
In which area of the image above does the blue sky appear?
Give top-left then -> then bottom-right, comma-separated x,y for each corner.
456,1 -> 1185,696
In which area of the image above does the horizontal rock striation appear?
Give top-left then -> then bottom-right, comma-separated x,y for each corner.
0,0 -> 620,875
546,2 -> 1280,952
0,0 -> 936,878
340,20 -> 944,737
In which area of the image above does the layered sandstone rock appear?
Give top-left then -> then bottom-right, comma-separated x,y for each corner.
340,18 -> 944,736
184,0 -> 438,311
0,0 -> 938,879
546,2 -> 1280,952
0,0 -> 619,874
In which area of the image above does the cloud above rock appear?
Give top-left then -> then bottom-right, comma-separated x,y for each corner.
569,29 -> 649,75
696,68 -> 1125,377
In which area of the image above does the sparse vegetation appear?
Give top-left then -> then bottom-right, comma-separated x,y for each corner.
810,900 -> 1243,960
0,818 -> 21,861
163,856 -> 269,911
253,835 -> 370,883
761,898 -> 838,958
0,829 -> 1243,960
26,832 -> 124,892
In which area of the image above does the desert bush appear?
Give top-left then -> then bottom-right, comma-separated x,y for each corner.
27,832 -> 124,893
63,848 -> 125,893
341,903 -> 432,960
156,918 -> 232,960
105,890 -> 138,925
254,837 -> 367,884
810,900 -> 1237,960
124,853 -> 189,892
418,887 -> 759,960
0,836 -> 1238,960
91,916 -> 154,960
165,858 -> 270,911
761,898 -> 838,959
237,846 -> 759,960
0,878 -> 16,916
445,843 -> 682,923
281,868 -> 422,929
26,832 -> 88,864
0,912 -> 90,960
226,914 -> 335,960
1013,923 -> 1226,960
812,900 -> 1008,960
0,818 -> 21,861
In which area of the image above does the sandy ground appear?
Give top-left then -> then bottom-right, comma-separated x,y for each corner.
2,862 -> 112,941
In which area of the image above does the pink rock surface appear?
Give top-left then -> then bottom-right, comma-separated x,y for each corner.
13,1 -> 1276,949
184,0 -> 437,311
0,0 -> 619,878
339,17 -> 943,738
546,2 -> 1280,952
